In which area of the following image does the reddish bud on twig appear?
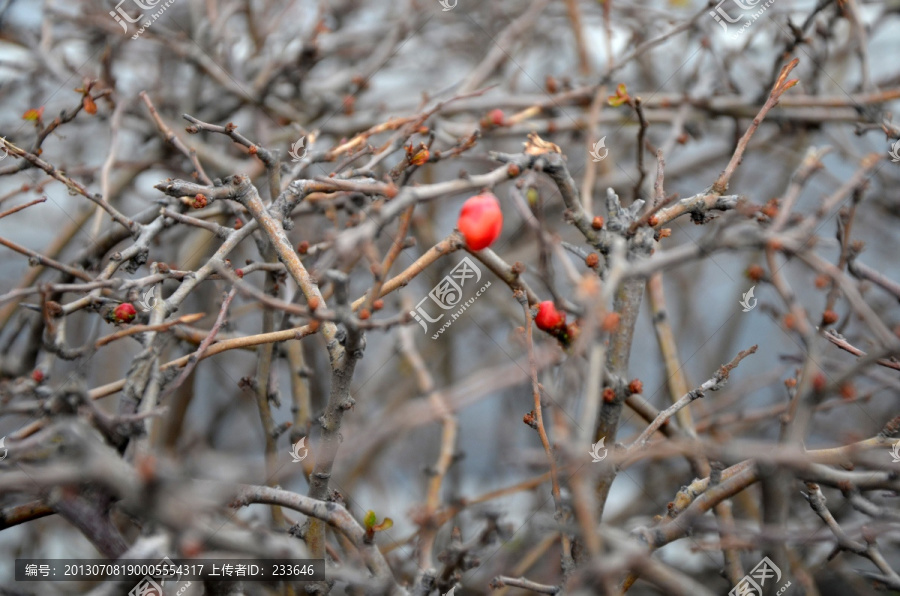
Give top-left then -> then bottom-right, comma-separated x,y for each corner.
628,379 -> 643,394
602,312 -> 620,332
585,253 -> 599,268
372,299 -> 384,311
812,372 -> 827,392
235,269 -> 244,279
821,310 -> 839,325
83,95 -> 97,115
192,194 -> 208,209
814,274 -> 829,289
783,313 -> 797,330
359,308 -> 371,320
839,382 -> 856,401
308,297 -> 319,311
113,303 -> 137,324
32,369 -> 44,383
535,301 -> 566,333
603,387 -> 616,403
591,216 -> 604,230
746,265 -> 765,282
297,241 -> 310,254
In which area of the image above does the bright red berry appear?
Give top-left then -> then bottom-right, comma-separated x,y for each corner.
458,192 -> 503,250
114,303 -> 137,324
535,301 -> 566,333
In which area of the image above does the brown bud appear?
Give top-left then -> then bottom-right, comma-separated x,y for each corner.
746,265 -> 765,282
308,297 -> 319,311
821,310 -> 839,325
602,312 -> 620,332
814,274 -> 829,289
297,241 -> 310,254
373,299 -> 384,311
812,372 -> 827,392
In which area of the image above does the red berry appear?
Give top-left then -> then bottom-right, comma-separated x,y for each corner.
488,109 -> 505,126
114,303 -> 137,324
458,192 -> 503,250
535,301 -> 566,333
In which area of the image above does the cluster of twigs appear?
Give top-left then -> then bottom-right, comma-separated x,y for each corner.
1,1 -> 899,595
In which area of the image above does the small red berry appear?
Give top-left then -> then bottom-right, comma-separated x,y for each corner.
458,192 -> 503,250
591,216 -> 604,230
585,253 -> 599,268
488,109 -> 505,126
535,301 -> 566,333
359,308 -> 371,320
114,303 -> 137,324
373,299 -> 384,311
